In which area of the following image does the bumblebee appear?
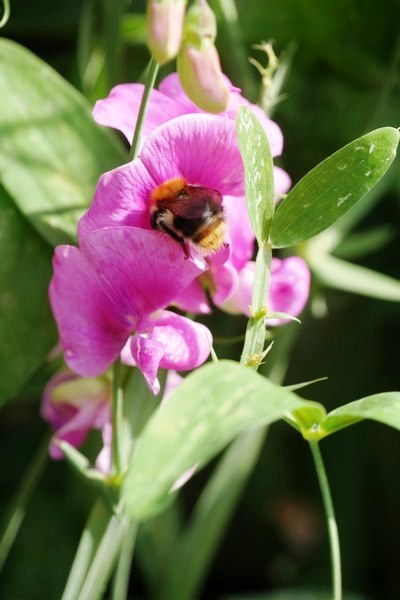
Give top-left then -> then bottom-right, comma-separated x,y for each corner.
150,177 -> 226,258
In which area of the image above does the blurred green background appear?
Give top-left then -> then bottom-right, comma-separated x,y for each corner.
0,0 -> 399,598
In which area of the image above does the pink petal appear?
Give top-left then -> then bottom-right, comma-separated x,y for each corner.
95,422 -> 112,474
224,196 -> 255,271
149,310 -> 211,372
274,166 -> 292,201
49,401 -> 100,460
140,114 -> 244,197
50,228 -> 205,376
209,260 -> 239,306
268,257 -> 311,325
162,370 -> 184,402
93,84 -> 187,142
173,279 -> 212,314
220,257 -> 311,324
130,335 -> 165,395
78,159 -> 156,238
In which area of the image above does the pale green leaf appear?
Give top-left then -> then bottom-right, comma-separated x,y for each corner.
321,392 -> 400,438
236,106 -> 275,243
0,39 -> 126,246
270,127 -> 399,248
122,360 -> 324,520
309,253 -> 400,302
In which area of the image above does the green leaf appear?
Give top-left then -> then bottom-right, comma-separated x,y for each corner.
309,253 -> 400,302
321,392 -> 400,438
0,39 -> 126,246
270,127 -> 399,248
0,185 -> 57,404
223,590 -> 367,600
236,106 -> 275,243
122,360 -> 324,520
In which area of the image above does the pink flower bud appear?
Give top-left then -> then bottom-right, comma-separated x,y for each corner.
147,0 -> 186,65
177,0 -> 230,113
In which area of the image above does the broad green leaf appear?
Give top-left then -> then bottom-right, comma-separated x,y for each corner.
236,106 -> 275,243
0,39 -> 126,246
321,392 -> 400,438
309,253 -> 400,302
334,225 -> 394,260
0,185 -> 57,404
122,360 -> 324,520
270,127 -> 399,248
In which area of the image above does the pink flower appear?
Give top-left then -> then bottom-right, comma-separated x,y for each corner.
49,227 -> 212,394
41,370 -> 112,473
221,257 -> 311,325
93,72 -> 284,158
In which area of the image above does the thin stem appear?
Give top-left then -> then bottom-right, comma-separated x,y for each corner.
128,58 -> 159,161
111,523 -> 137,600
0,434 -> 49,570
112,359 -> 124,475
241,242 -> 272,369
0,0 -> 10,28
309,441 -> 342,600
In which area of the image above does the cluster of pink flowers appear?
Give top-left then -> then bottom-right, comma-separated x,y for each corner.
43,73 -> 310,468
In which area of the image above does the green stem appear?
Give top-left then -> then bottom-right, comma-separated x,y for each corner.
128,58 -> 159,161
0,434 -> 48,570
111,523 -> 137,600
241,242 -> 272,368
112,359 -> 124,475
309,440 -> 342,600
0,0 -> 10,28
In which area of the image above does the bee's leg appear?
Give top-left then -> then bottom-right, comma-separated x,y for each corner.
154,219 -> 189,259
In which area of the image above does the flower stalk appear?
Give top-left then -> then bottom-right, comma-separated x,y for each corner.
111,359 -> 124,475
240,242 -> 272,369
128,58 -> 160,161
309,440 -> 342,600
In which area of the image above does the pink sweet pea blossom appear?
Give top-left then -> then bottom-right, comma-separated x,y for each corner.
93,72 -> 284,158
50,227 -> 212,394
221,256 -> 311,325
41,370 -> 112,473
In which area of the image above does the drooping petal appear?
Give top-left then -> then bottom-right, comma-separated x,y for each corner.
93,84 -> 187,142
78,159 -> 156,238
140,114 -> 244,196
130,335 -> 165,395
50,228 -> 205,376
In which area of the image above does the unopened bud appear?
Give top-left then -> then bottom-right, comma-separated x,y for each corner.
147,0 -> 186,65
177,0 -> 230,113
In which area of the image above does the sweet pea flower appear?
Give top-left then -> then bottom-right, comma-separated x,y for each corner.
221,256 -> 311,325
41,370 -> 112,473
92,72 -> 284,158
50,227 -> 212,394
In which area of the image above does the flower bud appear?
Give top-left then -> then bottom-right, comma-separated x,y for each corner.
177,0 -> 230,113
147,0 -> 186,65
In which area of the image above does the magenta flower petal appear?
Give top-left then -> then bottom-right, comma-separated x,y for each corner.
220,257 -> 311,324
150,310 -> 211,371
78,159 -> 156,238
130,335 -> 165,395
224,196 -> 255,271
173,279 -> 212,314
274,166 -> 292,201
50,227 -> 205,376
269,257 -> 311,324
139,114 -> 244,197
41,371 -> 111,461
163,370 -> 184,402
95,421 -> 112,474
209,260 -> 239,306
93,84 -> 186,142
